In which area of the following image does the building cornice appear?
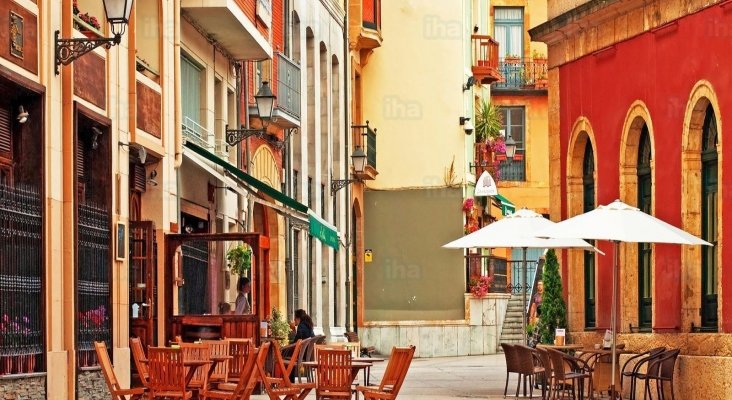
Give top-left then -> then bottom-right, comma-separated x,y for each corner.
321,0 -> 346,28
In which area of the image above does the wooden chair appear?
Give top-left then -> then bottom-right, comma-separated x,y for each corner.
272,339 -> 304,379
316,348 -> 353,400
94,341 -> 146,400
256,342 -> 316,400
147,347 -> 192,399
203,340 -> 231,383
129,337 -> 149,387
345,331 -> 376,357
200,348 -> 259,400
181,342 -> 211,391
356,345 -> 415,400
226,338 -> 254,382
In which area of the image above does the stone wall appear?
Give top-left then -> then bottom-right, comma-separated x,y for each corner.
0,375 -> 46,399
360,294 -> 510,358
77,370 -> 109,400
573,331 -> 732,399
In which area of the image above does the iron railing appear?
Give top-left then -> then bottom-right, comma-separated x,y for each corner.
277,53 -> 301,119
180,241 -> 209,315
498,158 -> 526,181
182,116 -> 212,150
471,34 -> 501,82
0,184 -> 44,375
77,202 -> 111,368
363,0 -> 381,30
507,260 -> 538,295
492,58 -> 548,90
465,255 -> 508,294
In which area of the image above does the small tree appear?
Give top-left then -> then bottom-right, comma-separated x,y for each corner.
539,249 -> 568,344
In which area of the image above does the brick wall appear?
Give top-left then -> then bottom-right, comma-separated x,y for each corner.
0,376 -> 46,400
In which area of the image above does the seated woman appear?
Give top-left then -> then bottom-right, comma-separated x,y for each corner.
290,309 -> 315,341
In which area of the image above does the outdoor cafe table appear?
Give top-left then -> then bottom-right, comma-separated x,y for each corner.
302,360 -> 375,385
536,344 -> 584,353
576,348 -> 631,395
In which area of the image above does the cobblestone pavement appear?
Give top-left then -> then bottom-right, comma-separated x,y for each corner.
252,354 -> 538,400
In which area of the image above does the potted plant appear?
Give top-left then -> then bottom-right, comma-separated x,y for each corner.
538,250 -> 568,344
520,67 -> 535,88
227,244 -> 252,275
504,54 -> 522,64
536,71 -> 548,89
532,49 -> 547,64
468,275 -> 494,298
474,100 -> 503,143
268,308 -> 291,347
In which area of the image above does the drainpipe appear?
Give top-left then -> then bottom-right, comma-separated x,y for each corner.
343,8 -> 351,332
244,62 -> 254,231
173,0 -> 183,169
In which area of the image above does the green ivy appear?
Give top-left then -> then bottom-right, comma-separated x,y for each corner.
539,249 -> 568,344
226,244 -> 252,275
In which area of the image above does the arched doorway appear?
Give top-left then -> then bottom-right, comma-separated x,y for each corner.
701,105 -> 719,329
636,127 -> 652,330
582,140 -> 596,328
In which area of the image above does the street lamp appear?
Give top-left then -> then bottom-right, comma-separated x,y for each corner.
504,135 -> 517,160
331,146 -> 368,195
226,81 -> 282,146
55,0 -> 135,75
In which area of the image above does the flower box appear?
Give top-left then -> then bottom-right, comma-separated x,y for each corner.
513,153 -> 524,161
495,154 -> 507,161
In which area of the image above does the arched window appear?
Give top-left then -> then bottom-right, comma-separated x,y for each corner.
637,126 -> 652,330
583,140 -> 596,328
701,105 -> 718,330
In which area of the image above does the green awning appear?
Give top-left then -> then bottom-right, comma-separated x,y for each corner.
185,141 -> 340,248
493,193 -> 515,216
308,210 -> 340,250
184,141 -> 307,213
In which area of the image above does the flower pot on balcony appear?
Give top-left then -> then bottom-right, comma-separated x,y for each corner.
513,153 -> 524,161
504,56 -> 521,64
536,78 -> 548,89
496,154 -> 507,161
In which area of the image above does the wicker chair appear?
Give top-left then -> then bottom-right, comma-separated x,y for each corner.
534,347 -> 554,399
515,345 -> 546,399
620,347 -> 665,399
500,343 -> 521,399
547,348 -> 592,400
641,349 -> 680,400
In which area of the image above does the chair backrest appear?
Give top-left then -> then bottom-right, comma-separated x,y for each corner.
272,339 -> 303,378
203,339 -> 231,382
501,343 -> 520,373
95,342 -> 123,396
181,342 -> 210,388
226,338 -> 254,381
515,345 -> 540,375
377,346 -> 415,395
148,347 -> 187,394
219,348 -> 260,399
256,342 -> 284,389
548,349 -> 568,380
648,349 -> 680,379
345,331 -> 359,343
316,349 -> 353,393
129,337 -> 149,386
535,348 -> 553,377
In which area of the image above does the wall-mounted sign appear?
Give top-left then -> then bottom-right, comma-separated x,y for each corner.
364,249 -> 373,263
256,0 -> 272,28
474,171 -> 497,196
10,12 -> 24,59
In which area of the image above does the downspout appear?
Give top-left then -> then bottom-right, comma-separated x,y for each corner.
343,8 -> 351,332
174,0 -> 183,169
235,61 -> 247,232
244,61 -> 254,231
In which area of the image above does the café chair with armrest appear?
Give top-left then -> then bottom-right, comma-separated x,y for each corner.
95,341 -> 146,400
147,347 -> 193,399
200,348 -> 259,400
129,337 -> 149,387
620,347 -> 665,400
316,348 -> 353,400
356,345 -> 415,400
256,342 -> 316,400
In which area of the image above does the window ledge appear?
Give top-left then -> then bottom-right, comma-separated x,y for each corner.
0,372 -> 46,380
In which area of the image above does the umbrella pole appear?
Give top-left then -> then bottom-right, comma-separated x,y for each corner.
522,247 -> 528,345
610,240 -> 619,399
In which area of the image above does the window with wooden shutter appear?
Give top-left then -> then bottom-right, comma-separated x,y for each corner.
131,163 -> 146,193
0,106 -> 12,162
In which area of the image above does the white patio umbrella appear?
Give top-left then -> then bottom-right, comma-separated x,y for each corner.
444,208 -> 598,344
535,199 -> 712,398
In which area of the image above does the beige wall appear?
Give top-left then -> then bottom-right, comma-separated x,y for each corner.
362,0 -> 471,190
547,0 -> 591,20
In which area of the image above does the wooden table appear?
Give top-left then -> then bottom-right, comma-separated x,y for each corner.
183,360 -> 211,386
302,361 -> 375,385
537,344 -> 584,353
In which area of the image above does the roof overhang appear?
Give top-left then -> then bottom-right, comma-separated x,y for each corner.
182,0 -> 273,60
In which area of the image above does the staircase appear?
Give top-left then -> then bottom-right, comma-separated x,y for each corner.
499,294 -> 526,347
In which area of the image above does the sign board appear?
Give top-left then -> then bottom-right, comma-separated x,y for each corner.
308,214 -> 339,250
364,249 -> 373,263
474,171 -> 497,196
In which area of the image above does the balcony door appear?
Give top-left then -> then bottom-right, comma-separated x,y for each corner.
701,105 -> 718,330
582,141 -> 596,328
494,7 -> 524,58
637,127 -> 652,330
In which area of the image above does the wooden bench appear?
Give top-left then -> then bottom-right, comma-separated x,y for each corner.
345,332 -> 376,358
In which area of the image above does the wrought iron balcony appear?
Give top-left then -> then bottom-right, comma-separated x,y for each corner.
497,156 -> 526,181
465,254 -> 508,294
276,52 -> 301,120
471,34 -> 502,85
492,58 -> 548,91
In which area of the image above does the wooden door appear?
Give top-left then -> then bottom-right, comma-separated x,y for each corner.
129,221 -> 157,348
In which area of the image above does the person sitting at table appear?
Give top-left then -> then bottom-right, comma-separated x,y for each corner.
290,309 -> 315,341
234,277 -> 251,314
